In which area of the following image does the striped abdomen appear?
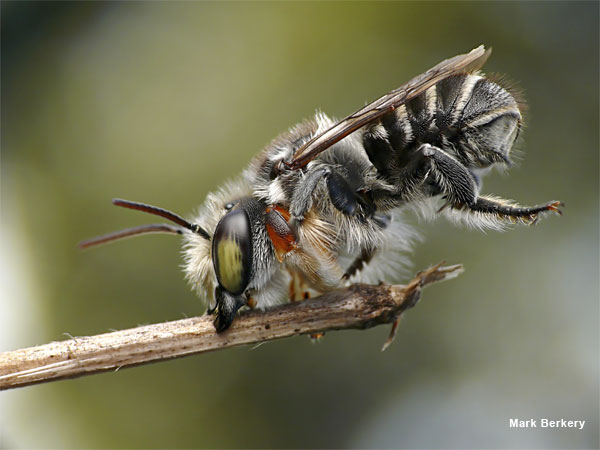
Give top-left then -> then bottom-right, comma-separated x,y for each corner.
362,74 -> 522,174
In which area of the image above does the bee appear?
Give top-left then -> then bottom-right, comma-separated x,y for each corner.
80,45 -> 562,332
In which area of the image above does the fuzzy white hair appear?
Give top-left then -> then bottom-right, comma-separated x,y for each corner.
343,210 -> 421,285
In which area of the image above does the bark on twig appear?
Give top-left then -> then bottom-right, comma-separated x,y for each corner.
0,263 -> 462,390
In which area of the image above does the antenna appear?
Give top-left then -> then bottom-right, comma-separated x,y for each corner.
111,199 -> 210,239
78,198 -> 210,249
79,224 -> 184,249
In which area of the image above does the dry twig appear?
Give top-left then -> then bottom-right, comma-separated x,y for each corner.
0,263 -> 462,390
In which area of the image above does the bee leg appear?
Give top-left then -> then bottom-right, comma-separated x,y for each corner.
419,144 -> 563,225
326,169 -> 381,220
288,270 -> 315,302
326,169 -> 359,216
341,215 -> 388,281
288,270 -> 301,301
246,296 -> 257,309
290,167 -> 330,220
213,287 -> 246,332
460,196 -> 564,225
419,143 -> 478,206
291,165 -> 373,220
343,247 -> 376,280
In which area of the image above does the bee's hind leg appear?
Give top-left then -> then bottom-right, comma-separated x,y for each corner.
420,144 -> 563,226
456,196 -> 563,225
420,144 -> 478,206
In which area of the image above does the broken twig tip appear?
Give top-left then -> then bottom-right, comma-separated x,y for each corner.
381,318 -> 400,352
385,262 -> 463,349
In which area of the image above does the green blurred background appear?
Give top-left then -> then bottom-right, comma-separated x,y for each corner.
1,2 -> 598,448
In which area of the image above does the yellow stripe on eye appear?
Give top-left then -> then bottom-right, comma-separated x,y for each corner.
212,207 -> 252,295
216,238 -> 244,294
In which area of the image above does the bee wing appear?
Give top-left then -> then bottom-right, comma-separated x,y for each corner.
288,45 -> 491,170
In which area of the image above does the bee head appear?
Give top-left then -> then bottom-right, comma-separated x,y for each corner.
78,196 -> 270,333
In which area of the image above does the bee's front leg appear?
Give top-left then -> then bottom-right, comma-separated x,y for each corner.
289,167 -> 331,220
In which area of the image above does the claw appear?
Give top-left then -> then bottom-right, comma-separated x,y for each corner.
527,200 -> 563,226
309,332 -> 325,342
246,296 -> 257,309
545,200 -> 564,216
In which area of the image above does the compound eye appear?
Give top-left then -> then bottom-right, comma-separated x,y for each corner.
212,209 -> 253,295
